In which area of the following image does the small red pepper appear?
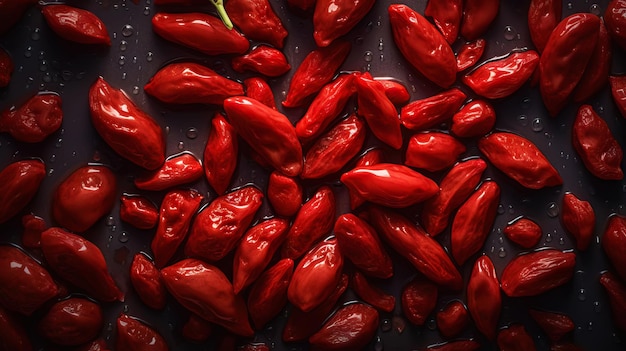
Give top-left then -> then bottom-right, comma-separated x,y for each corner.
130,253 -> 166,310
349,148 -> 384,210
529,309 -> 575,342
203,113 -> 238,195
309,303 -> 379,350
610,75 -> 626,119
450,99 -> 496,138
426,340 -> 481,351
377,78 -> 410,105
0,47 -> 12,88
599,270 -> 626,332
119,195 -> 158,230
405,131 -> 466,172
38,297 -> 103,346
467,255 -> 501,340
602,215 -> 626,282
225,0 -> 288,48
461,0 -> 499,40
267,171 -> 302,217
605,0 -> 626,50
561,193 -> 595,251
0,159 -> 45,224
527,0 -> 562,53
0,92 -> 63,143
0,306 -> 32,351
116,314 -> 168,351
247,258 -> 294,329
134,153 -> 203,191
313,0 -> 375,47
350,271 -> 395,312
244,77 -> 276,109
504,217 -> 542,249
497,324 -> 537,351
572,19 -> 612,102
21,214 -> 46,249
424,0 -> 462,44
400,88 -> 466,131
401,277 -> 438,326
182,314 -> 212,343
355,74 -> 403,149
436,300 -> 469,338
232,46 -> 291,77
144,62 -> 244,105
42,5 -> 110,45
456,39 -> 486,72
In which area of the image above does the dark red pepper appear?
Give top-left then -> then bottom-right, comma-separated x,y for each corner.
355,74 -> 403,149
610,75 -> 626,119
461,0 -> 499,40
401,277 -> 438,326
42,5 -> 110,45
232,46 -> 291,77
467,255 -> 501,340
247,258 -> 294,329
602,215 -> 626,282
0,0 -> 35,35
529,309 -> 575,342
605,0 -> 626,50
497,324 -> 537,351
21,214 -> 46,249
400,88 -> 466,131
456,39 -> 486,72
116,314 -> 168,351
0,159 -> 45,224
527,0 -> 562,53
0,47 -> 12,88
561,193 -> 595,251
405,131 -> 466,172
0,306 -> 32,351
182,314 -> 212,343
225,0 -> 288,48
600,270 -> 626,331
0,92 -> 63,143
572,19 -> 612,102
309,303 -> 379,350
504,217 -> 542,249
129,253 -> 167,310
436,300 -> 469,338
450,99 -> 496,138
38,297 -> 103,346
134,153 -> 203,191
119,195 -> 158,230
267,171 -> 302,218
350,271 -> 395,312
313,0 -> 375,47
203,113 -> 238,195
424,0 -> 462,44
244,77 -> 276,110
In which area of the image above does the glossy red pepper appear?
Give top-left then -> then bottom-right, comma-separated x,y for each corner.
405,132 -> 466,172
504,217 -> 542,249
467,255 -> 500,340
451,100 -> 495,138
602,215 -> 626,282
0,92 -> 62,143
572,19 -> 612,102
355,74 -> 403,149
599,271 -> 626,331
400,88 -> 466,131
401,277 -> 438,326
350,271 -> 395,312
283,40 -> 351,108
529,309 -> 575,342
232,46 -> 291,77
605,0 -> 626,50
233,218 -> 290,294
247,258 -> 294,329
89,77 -> 165,170
0,0 -> 35,35
225,96 -> 303,176
38,297 -> 103,346
572,105 -> 623,180
134,153 -> 203,191
42,5 -> 110,45
185,186 -> 263,262
41,227 -> 123,302
497,324 -> 537,351
144,62 -> 244,105
244,77 -> 276,109
561,193 -> 595,251
389,4 -> 456,88
0,306 -> 32,351
0,47 -> 12,88
119,195 -> 158,230
267,171 -> 302,217
52,165 -> 116,233
456,39 -> 486,72
152,12 -> 249,55
309,303 -> 379,350
116,314 -> 168,351
203,113 -> 238,195
610,75 -> 626,118
281,186 -> 335,260
436,300 -> 469,338
226,0 -> 287,48
161,258 -> 253,336
0,159 -> 45,224
424,0 -> 462,44
528,0 -> 562,53
461,0 -> 499,40
500,249 -> 576,297
21,214 -> 46,249
182,314 -> 212,343
426,340 -> 481,351
478,132 -> 562,189
377,79 -> 410,105
0,245 -> 58,315
313,0 -> 375,47
129,253 -> 167,310
349,148 -> 384,210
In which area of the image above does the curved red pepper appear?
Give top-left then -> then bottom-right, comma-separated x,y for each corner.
41,227 -> 123,302
244,77 -> 276,110
497,324 -> 536,351
144,62 -> 244,105
424,0 -> 462,44
572,19 -> 612,102
120,195 -> 158,230
355,74 -> 403,149
504,217 -> 542,249
247,258 -> 294,329
203,113 -> 238,195
313,0 -> 375,47
561,193 -> 595,251
182,314 -> 212,343
602,215 -> 626,282
116,314 -> 168,351
436,300 -> 469,338
0,47 -> 12,88
226,0 -> 287,48
267,171 -> 302,217
0,92 -> 63,143
39,297 -> 103,346
42,5 -> 110,45
0,306 -> 32,351
600,271 -> 626,332
377,79 -> 410,105
605,0 -> 626,50
456,39 -> 486,72
451,100 -> 495,138
21,214 -> 46,249
89,77 -> 165,170
610,75 -> 626,119
134,153 -> 203,191
130,253 -> 166,310
401,277 -> 438,326
349,148 -> 384,210
309,303 -> 379,350
528,0 -> 561,53
0,159 -> 45,224
467,255 -> 501,340
461,0 -> 499,40
529,309 -> 575,342
405,132 -> 466,172
400,88 -> 466,131
232,46 -> 291,77
350,271 -> 395,312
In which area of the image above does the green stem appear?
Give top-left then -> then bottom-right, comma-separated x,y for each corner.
210,0 -> 233,30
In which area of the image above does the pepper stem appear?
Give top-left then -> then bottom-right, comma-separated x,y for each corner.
210,0 -> 233,30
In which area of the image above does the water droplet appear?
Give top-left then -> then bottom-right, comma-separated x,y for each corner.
578,288 -> 586,301
508,205 -> 514,214
143,6 -> 150,15
39,60 -> 48,72
42,73 -> 51,83
378,38 -> 384,51
49,154 -> 56,163
93,150 -> 101,161
498,236 -> 504,244
427,319 -> 437,330
567,2 -> 573,10
146,51 -> 154,62
186,127 -> 198,139
24,46 -> 32,58
106,216 -> 115,226
531,118 -> 544,132
55,138 -> 63,148
106,322 -> 113,331
587,321 -> 593,331
75,71 -> 86,80
518,115 -> 528,126
47,168 -> 54,176
354,36 -> 364,45
110,225 -> 116,232
374,336 -> 384,351
546,232 -> 553,242
503,26 -> 516,40
121,72 -> 127,80
559,237 -> 565,245
364,51 -> 373,62
178,141 -> 185,150
119,40 -> 128,51
119,232 -> 129,243
392,315 -> 406,334
121,24 -> 134,37
594,301 -> 601,312
132,86 -> 139,95
381,319 -> 392,332
498,247 -> 507,258
118,55 -> 126,66
590,4 -> 601,15
294,46 -> 299,54
31,27 -> 40,41
497,204 -> 505,214
546,202 -> 559,217
380,54 -> 384,62
132,56 -> 137,64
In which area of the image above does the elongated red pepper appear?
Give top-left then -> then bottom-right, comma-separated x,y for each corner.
244,77 -> 276,109
0,159 -> 45,224
233,218 -> 290,294
528,0 -> 561,53
561,193 -> 595,251
451,100 -> 495,138
504,217 -> 542,249
182,314 -> 212,343
424,0 -> 462,44
309,303 -> 379,350
0,47 -> 12,88
456,39 -> 486,72
152,12 -> 249,55
600,271 -> 626,331
451,181 -> 500,265
335,213 -> 393,279
89,77 -> 165,170
350,271 -> 395,312
405,132 -> 466,172
366,206 -> 462,290
42,5 -> 110,45
602,215 -> 626,282
232,46 -> 291,77
467,255 -> 501,340
400,88 -> 466,131
356,74 -> 403,149
0,306 -> 32,350
313,0 -> 375,47
281,186 -> 335,259
120,195 -> 158,230
38,297 -> 103,346
500,249 -> 576,297
478,132 -> 562,189
497,324 -> 537,351
225,96 -> 303,176
461,0 -> 499,40
437,301 -> 469,338
130,253 -> 166,310
610,75 -> 626,119
349,148 -> 384,210
427,340 -> 480,351
0,92 -> 62,143
301,114 -> 366,179
41,227 -> 123,302
377,79 -> 410,105
572,19 -> 612,102
572,105 -> 623,180
203,113 -> 237,195
116,314 -> 168,351
226,0 -> 287,48
267,171 -> 302,217
529,309 -> 574,342
144,62 -> 243,105
134,153 -> 203,191
21,214 -> 46,249
247,258 -> 294,329
605,0 -> 626,50
401,277 -> 438,326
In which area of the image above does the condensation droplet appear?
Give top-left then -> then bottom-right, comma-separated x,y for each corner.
559,237 -> 565,245
294,46 -> 299,54
498,236 -> 504,244
146,51 -> 154,62
590,4 -> 601,15
106,216 -> 115,226
121,24 -> 134,37
427,319 -> 437,330
578,288 -> 586,301
93,150 -> 101,161
498,247 -> 507,258
378,38 -> 384,51
31,27 -> 40,41
119,40 -> 128,51
567,2 -> 573,10
178,141 -> 185,150
49,154 -> 56,163
132,56 -> 137,64
364,51 -> 373,62
42,73 -> 51,83
121,72 -> 127,80
55,138 -> 63,147
380,54 -> 384,62
118,55 -> 126,66
24,46 -> 32,58
508,205 -> 514,214
119,232 -> 129,243
381,319 -> 392,332
354,36 -> 364,45
374,337 -> 384,351
39,60 -> 48,72
497,204 -> 505,214
546,232 -> 553,242
392,315 -> 406,334
587,321 -> 593,331
594,301 -> 601,312
132,86 -> 139,95
186,127 -> 198,139
123,304 -> 129,313
546,202 -> 559,217
110,225 -> 116,232
503,26 -> 516,40
143,6 -> 151,15
531,117 -> 544,132
518,115 -> 528,126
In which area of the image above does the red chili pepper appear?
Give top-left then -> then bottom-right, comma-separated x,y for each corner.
309,303 -> 379,350
497,324 -> 537,351
144,62 -> 244,105
605,0 -> 626,50
610,75 -> 626,118
244,77 -> 276,109
129,253 -> 167,310
203,113 -> 238,196
281,186 -> 335,260
599,271 -> 626,331
225,0 -> 287,48
500,249 -> 576,297
21,214 -> 46,249
450,100 -> 495,138
0,0 -> 35,35
405,132 -> 466,172
463,50 -> 539,99
436,300 -> 469,338
528,0 -> 562,53
161,258 -> 253,336
89,77 -> 165,170
602,215 -> 626,282
377,79 -> 410,105
467,255 -> 500,340
539,13 -> 600,116
572,104 -> 623,180
232,46 -> 291,77
335,214 -> 393,279
52,165 -> 116,233
426,340 -> 481,351
233,218 -> 290,294
41,5 -> 110,45
572,19 -> 612,102
529,309 -> 575,342
424,0 -> 462,44
225,96 -> 303,176
389,4 -> 456,88
301,114 -> 366,179
504,217 -> 542,249
421,158 -> 487,236
247,258 -> 294,329
0,306 -> 32,351
185,186 -> 261,262
401,277 -> 438,326
182,314 -> 212,343
119,195 -> 158,230
0,92 -> 63,143
341,163 -> 439,208
0,47 -> 12,88
38,297 -> 103,346
350,271 -> 395,312
349,148 -> 384,210
0,245 -> 58,315
152,12 -> 249,55
267,171 -> 302,217
355,74 -> 403,149
456,39 -> 486,72
0,159 -> 45,224
561,193 -> 595,251
366,206 -> 463,290
134,153 -> 203,191
478,132 -> 562,189
116,314 -> 168,351
400,88 -> 466,131
461,0 -> 499,40
313,0 -> 375,47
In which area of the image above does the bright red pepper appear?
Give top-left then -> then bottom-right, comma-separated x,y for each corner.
450,100 -> 495,138
0,0 -> 35,35
572,104 -> 623,180
21,214 -> 46,249
0,47 -> 12,88
0,306 -> 32,351
599,271 -> 626,331
461,0 -> 499,40
350,271 -> 395,312
52,165 -> 116,233
436,300 -> 469,338
129,253 -> 167,310
225,96 -> 303,176
424,0 -> 462,44
356,74 -> 403,149
602,215 -> 626,282
500,249 -> 576,297
528,0 -> 562,53
389,4 -> 456,88
182,314 -> 212,343
504,217 -> 542,249
405,132 -> 466,172
247,258 -> 294,329
529,309 -> 575,342
152,12 -> 249,55
610,75 -> 626,118
456,39 -> 486,72
0,92 -> 62,143
309,303 -> 379,350
497,324 -> 537,351
313,0 -> 375,47
267,171 -> 302,217
0,159 -> 45,224
89,77 -> 165,170
38,297 -> 103,346
572,19 -> 612,102
377,79 -> 410,105
226,0 -> 287,48
42,5 -> 110,45
349,148 -> 384,210
401,277 -> 438,326
144,62 -> 244,105
232,46 -> 291,77
400,88 -> 466,131
478,132 -> 562,189
426,340 -> 481,351
561,193 -> 595,251
119,195 -> 158,230
134,153 -> 203,191
203,113 -> 237,195
467,255 -> 500,340
244,77 -> 276,110
605,0 -> 626,50
116,314 -> 168,351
